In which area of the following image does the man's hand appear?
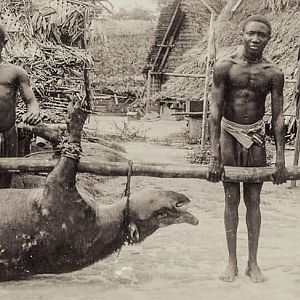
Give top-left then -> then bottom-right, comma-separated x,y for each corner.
271,163 -> 287,185
207,156 -> 224,182
22,108 -> 41,125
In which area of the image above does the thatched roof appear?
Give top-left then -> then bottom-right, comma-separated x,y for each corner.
154,0 -> 300,127
0,0 -> 105,122
144,0 -> 226,75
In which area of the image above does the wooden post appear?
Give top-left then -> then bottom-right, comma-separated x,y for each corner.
145,70 -> 152,114
291,95 -> 300,188
200,12 -> 215,153
291,49 -> 300,188
82,6 -> 93,111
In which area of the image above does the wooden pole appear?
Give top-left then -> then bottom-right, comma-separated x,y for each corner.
200,12 -> 215,152
291,95 -> 300,188
81,6 -> 93,111
145,70 -> 152,114
1,158 -> 300,182
151,2 -> 181,71
150,72 -> 206,79
290,48 -> 300,188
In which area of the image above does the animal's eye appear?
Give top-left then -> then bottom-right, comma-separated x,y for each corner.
176,202 -> 184,208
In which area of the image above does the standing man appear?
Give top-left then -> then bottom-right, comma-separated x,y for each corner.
207,15 -> 287,283
0,26 -> 41,188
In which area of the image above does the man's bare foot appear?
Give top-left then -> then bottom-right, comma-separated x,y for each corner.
219,263 -> 239,282
245,262 -> 267,283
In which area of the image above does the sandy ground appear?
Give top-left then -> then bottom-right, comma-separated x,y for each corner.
1,115 -> 299,300
81,116 -> 300,300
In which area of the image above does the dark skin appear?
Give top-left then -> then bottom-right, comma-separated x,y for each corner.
0,32 -> 41,187
207,21 -> 287,283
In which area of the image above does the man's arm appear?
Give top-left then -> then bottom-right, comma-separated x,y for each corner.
207,60 -> 228,182
17,67 -> 41,125
270,68 -> 287,184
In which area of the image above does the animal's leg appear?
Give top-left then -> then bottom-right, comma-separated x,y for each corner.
43,104 -> 87,205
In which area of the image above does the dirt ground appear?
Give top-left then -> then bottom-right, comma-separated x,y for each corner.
1,115 -> 299,300
80,115 -> 300,300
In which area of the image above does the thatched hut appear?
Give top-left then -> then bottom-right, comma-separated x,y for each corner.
146,0 -> 300,133
0,0 -> 110,123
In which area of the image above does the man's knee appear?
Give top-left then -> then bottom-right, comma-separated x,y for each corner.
243,184 -> 262,208
224,184 -> 240,208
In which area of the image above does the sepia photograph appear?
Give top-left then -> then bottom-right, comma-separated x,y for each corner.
0,0 -> 299,299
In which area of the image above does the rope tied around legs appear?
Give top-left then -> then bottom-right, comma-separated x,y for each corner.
60,137 -> 82,161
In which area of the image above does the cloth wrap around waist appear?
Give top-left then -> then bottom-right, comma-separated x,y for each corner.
221,117 -> 265,149
0,126 -> 18,157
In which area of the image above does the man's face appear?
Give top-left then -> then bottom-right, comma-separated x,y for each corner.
242,21 -> 271,54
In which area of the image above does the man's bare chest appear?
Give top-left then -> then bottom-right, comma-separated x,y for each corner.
0,66 -> 18,88
228,64 -> 271,92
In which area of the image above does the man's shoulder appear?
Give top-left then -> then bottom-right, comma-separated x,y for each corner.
214,57 -> 235,73
215,50 -> 240,69
2,62 -> 28,76
261,57 -> 283,74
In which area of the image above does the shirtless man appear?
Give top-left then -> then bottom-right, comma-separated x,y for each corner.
207,15 -> 287,283
0,26 -> 41,187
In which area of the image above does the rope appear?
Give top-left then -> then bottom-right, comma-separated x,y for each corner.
122,160 -> 134,245
60,137 -> 82,161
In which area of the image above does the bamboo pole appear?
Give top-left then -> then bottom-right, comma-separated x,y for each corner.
1,158 -> 300,182
200,12 -> 215,153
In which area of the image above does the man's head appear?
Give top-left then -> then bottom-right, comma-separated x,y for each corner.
241,15 -> 271,55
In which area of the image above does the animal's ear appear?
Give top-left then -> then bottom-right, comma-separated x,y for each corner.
128,221 -> 140,243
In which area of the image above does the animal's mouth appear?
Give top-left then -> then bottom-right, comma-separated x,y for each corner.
172,200 -> 199,226
158,199 -> 199,227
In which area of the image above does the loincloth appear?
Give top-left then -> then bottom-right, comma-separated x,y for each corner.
0,126 -> 18,158
221,117 -> 265,149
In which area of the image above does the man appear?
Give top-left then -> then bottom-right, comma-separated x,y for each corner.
0,26 -> 41,188
207,15 -> 287,283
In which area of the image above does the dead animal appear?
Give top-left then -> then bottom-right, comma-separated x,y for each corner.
0,105 -> 198,281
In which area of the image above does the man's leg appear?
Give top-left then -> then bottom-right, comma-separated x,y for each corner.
243,142 -> 267,283
243,182 -> 267,283
0,128 -> 18,188
220,182 -> 240,282
220,129 -> 240,282
0,173 -> 12,188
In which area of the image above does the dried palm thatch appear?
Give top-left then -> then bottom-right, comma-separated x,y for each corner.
154,0 -> 300,132
1,0 -> 98,123
262,0 -> 300,11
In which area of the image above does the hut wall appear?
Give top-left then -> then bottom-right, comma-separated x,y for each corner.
145,0 -> 225,74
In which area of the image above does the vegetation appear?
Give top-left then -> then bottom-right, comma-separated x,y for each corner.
92,19 -> 156,96
113,6 -> 157,21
